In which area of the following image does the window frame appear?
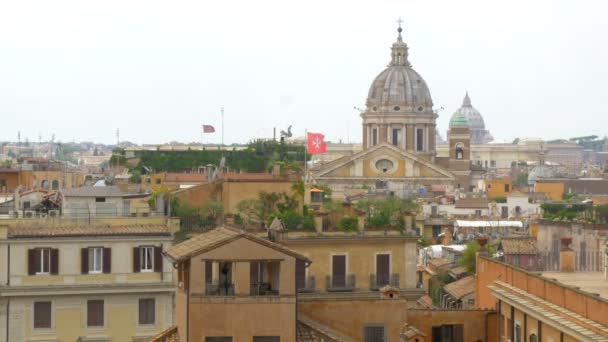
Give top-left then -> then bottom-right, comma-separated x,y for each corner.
86,299 -> 105,328
140,246 -> 155,272
33,301 -> 52,330
138,298 -> 156,326
363,324 -> 385,342
88,247 -> 104,274
36,248 -> 51,275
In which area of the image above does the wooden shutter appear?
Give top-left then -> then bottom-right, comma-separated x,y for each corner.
81,248 -> 89,274
138,298 -> 155,325
50,249 -> 59,275
33,302 -> 51,329
332,255 -> 346,287
28,249 -> 37,275
296,259 -> 306,289
87,300 -> 104,327
154,246 -> 162,272
250,262 -> 259,291
376,254 -> 390,285
133,247 -> 140,273
102,248 -> 111,274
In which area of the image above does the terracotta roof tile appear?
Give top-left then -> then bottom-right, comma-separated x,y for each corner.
8,225 -> 171,238
417,294 -> 434,309
428,258 -> 451,269
499,237 -> 538,255
444,275 -> 475,300
164,226 -> 310,262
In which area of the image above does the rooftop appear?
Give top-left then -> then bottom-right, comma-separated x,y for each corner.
499,237 -> 538,255
444,275 -> 475,300
7,224 -> 171,238
541,272 -> 608,300
164,226 -> 310,262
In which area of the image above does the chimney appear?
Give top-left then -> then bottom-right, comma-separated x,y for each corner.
559,237 -> 575,272
442,227 -> 452,246
477,236 -> 489,256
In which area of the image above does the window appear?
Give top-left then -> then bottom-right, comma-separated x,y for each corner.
364,326 -> 385,342
253,337 -> 279,342
432,225 -> 441,238
33,301 -> 51,329
392,128 -> 401,146
155,178 -> 161,184
475,210 -> 482,217
490,160 -> 496,167
372,128 -> 378,146
28,248 -> 59,275
431,206 -> 438,216
501,206 -> 508,218
375,254 -> 390,287
529,334 -> 538,342
138,298 -> 155,325
504,184 -> 510,192
95,197 -> 106,203
375,159 -> 394,173
140,246 -> 154,272
455,146 -> 464,160
432,324 -> 463,342
87,300 -> 104,327
205,337 -> 232,342
23,200 -> 31,209
88,247 -> 103,273
375,180 -> 387,189
51,180 -> 59,190
416,128 -> 424,152
514,323 -> 522,342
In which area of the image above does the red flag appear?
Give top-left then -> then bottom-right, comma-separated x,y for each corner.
202,125 -> 215,133
307,132 -> 326,154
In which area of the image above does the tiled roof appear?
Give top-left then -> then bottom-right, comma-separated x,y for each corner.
221,173 -> 276,181
448,266 -> 468,278
417,294 -> 434,309
8,225 -> 171,238
428,258 -> 451,269
62,186 -> 124,197
164,226 -> 310,262
455,197 -> 488,209
499,237 -> 538,255
148,326 -> 179,342
444,275 -> 475,300
164,173 -> 206,183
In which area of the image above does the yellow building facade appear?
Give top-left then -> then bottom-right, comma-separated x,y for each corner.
0,217 -> 178,342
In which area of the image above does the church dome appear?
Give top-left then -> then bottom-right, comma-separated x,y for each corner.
366,27 -> 433,112
449,92 -> 493,144
449,111 -> 469,128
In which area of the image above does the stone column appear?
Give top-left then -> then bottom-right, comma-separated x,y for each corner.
362,124 -> 368,150
406,125 -> 414,151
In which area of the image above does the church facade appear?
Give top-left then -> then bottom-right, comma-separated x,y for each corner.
312,26 -> 472,198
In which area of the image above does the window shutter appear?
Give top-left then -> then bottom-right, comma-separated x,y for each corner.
133,247 -> 140,273
154,246 -> 162,273
27,249 -> 36,275
103,248 -> 111,274
50,249 -> 59,275
81,248 -> 89,274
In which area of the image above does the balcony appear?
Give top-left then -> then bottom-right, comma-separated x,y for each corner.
250,282 -> 279,296
297,275 -> 316,293
325,274 -> 355,292
369,273 -> 400,290
205,283 -> 235,296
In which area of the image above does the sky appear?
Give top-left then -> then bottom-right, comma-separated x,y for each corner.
1,0 -> 607,145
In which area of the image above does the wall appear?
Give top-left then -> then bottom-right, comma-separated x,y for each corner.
222,181 -> 295,215
285,236 -> 418,290
475,255 -> 608,327
406,309 -> 497,342
298,299 -> 407,340
534,182 -> 564,201
485,179 -> 513,200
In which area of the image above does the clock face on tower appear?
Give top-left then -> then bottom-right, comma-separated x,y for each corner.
375,159 -> 394,173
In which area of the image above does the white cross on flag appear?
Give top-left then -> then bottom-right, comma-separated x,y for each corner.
307,132 -> 326,154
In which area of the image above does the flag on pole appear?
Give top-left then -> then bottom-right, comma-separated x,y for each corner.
202,125 -> 215,133
307,132 -> 326,154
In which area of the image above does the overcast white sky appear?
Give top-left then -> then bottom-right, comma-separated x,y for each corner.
1,0 -> 607,145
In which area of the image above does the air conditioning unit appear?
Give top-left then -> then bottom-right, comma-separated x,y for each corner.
24,210 -> 36,218
39,213 -> 48,218
48,210 -> 60,217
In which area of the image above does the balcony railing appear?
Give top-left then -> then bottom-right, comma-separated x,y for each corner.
325,274 -> 355,292
250,282 -> 279,296
369,273 -> 400,290
205,283 -> 235,296
297,275 -> 316,293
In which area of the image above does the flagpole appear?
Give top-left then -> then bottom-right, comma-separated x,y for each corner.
304,129 -> 307,184
221,107 -> 224,147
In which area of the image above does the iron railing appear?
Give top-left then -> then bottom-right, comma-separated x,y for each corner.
250,282 -> 279,296
205,283 -> 235,296
325,274 -> 355,292
297,276 -> 316,293
369,273 -> 400,290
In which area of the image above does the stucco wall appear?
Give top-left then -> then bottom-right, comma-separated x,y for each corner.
406,309 -> 497,342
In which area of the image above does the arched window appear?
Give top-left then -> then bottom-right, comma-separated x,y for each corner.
529,333 -> 538,342
455,143 -> 464,160
41,180 -> 49,189
51,180 -> 59,190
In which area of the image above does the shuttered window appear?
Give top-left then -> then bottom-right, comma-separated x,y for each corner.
376,254 -> 390,286
28,248 -> 58,275
364,326 -> 385,342
82,247 -> 111,274
134,246 -> 162,273
88,247 -> 103,273
87,300 -> 104,327
205,338 -> 232,342
138,298 -> 155,325
296,259 -> 306,290
253,337 -> 280,342
332,255 -> 346,287
33,301 -> 51,329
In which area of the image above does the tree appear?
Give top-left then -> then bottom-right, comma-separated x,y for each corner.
129,170 -> 142,184
201,200 -> 224,224
458,241 -> 495,273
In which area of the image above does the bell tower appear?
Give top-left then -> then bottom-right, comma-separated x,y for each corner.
448,112 -> 472,190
